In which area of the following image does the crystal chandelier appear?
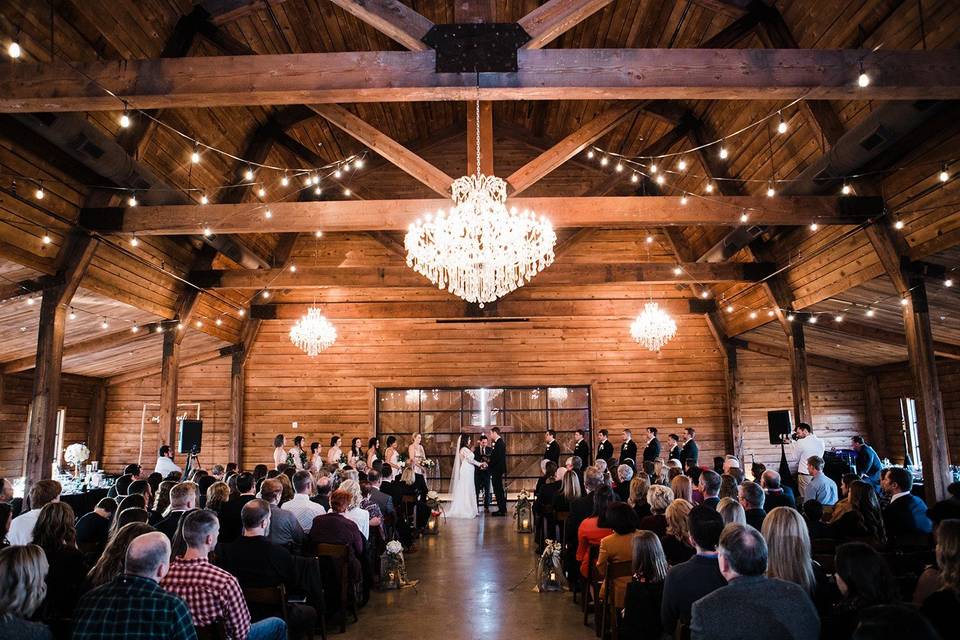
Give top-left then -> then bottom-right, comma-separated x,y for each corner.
289,307 -> 337,356
630,302 -> 677,352
405,101 -> 556,307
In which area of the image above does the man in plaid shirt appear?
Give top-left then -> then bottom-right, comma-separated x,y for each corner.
162,510 -> 286,640
73,531 -> 196,640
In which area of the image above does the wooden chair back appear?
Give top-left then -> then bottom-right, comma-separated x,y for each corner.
603,561 -> 633,640
316,542 -> 354,633
242,584 -> 288,621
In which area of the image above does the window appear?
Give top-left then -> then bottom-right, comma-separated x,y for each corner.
376,386 -> 591,492
898,397 -> 920,468
53,408 -> 66,466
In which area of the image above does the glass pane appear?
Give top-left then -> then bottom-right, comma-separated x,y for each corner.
505,410 -> 547,432
378,389 -> 420,411
463,388 -> 504,410
548,387 -> 589,409
378,412 -> 419,433
507,454 -> 544,481
465,409 -> 502,429
420,389 -> 462,411
549,409 -> 590,430
420,412 -> 461,433
505,388 -> 546,410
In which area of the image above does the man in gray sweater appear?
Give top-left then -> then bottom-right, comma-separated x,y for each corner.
691,524 -> 819,640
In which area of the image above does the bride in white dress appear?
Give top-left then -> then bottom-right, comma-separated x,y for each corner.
446,434 -> 486,519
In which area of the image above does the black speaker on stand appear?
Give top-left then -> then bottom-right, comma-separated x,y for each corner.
767,410 -> 794,488
178,419 -> 203,478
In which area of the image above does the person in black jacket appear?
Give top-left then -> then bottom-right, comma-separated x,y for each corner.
596,430 -> 614,465
154,483 -> 197,541
219,472 -> 258,543
620,429 -> 638,467
643,428 -> 661,463
737,481 -> 767,531
881,466 -> 932,546
563,467 -> 603,590
667,434 -> 682,461
543,430 -> 561,465
489,428 -> 508,516
851,435 -> 882,485
760,470 -> 796,511
679,428 -> 699,468
573,430 -> 590,467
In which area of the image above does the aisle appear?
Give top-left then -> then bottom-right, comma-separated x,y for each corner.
341,513 -> 590,639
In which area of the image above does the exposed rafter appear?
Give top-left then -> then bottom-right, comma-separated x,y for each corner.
518,0 -> 615,50
328,0 -> 433,51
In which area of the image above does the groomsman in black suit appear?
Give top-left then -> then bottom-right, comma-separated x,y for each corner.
474,434 -> 493,511
680,427 -> 700,467
573,430 -> 590,466
489,428 -> 508,516
596,429 -> 614,464
543,430 -> 561,465
643,427 -> 661,462
620,429 -> 638,466
668,434 -> 682,461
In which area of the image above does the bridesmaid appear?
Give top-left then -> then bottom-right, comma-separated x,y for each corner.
366,437 -> 380,468
408,432 -> 426,476
384,436 -> 401,474
288,435 -> 307,470
327,435 -> 343,465
348,437 -> 364,467
272,434 -> 286,470
309,441 -> 323,473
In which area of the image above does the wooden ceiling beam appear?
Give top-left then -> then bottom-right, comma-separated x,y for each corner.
6,49 -> 960,111
1,322 -> 163,374
518,0 -> 615,50
201,0 -> 289,26
466,100 -> 494,176
328,0 -> 433,52
817,318 -> 960,361
729,336 -> 865,376
0,274 -> 62,303
82,195 -> 881,235
107,346 -> 231,386
309,104 -> 454,197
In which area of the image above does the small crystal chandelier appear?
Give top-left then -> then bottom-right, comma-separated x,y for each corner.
630,302 -> 677,352
290,307 -> 337,356
405,100 -> 556,306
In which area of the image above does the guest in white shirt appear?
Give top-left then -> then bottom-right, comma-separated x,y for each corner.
282,470 -> 326,532
154,445 -> 182,477
8,479 -> 61,545
784,423 -> 824,499
337,479 -> 370,540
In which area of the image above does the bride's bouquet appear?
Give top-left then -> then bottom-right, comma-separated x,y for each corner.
421,458 -> 437,470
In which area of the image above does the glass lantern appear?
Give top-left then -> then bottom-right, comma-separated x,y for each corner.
515,499 -> 533,534
425,510 -> 441,535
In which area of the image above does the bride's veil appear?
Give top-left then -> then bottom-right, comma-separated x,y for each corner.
449,433 -> 466,494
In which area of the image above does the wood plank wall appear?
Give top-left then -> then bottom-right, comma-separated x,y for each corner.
0,373 -> 100,477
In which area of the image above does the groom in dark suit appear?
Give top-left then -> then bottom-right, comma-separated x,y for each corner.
489,427 -> 507,516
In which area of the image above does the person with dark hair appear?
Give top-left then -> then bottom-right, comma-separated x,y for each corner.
738,481 -> 767,530
127,479 -> 155,516
831,480 -> 886,545
619,531 -> 669,639
919,518 -> 960,639
488,427 -> 508,517
760,470 -> 796,511
691,524 -> 818,640
34,502 -> 87,627
698,470 -> 721,510
272,434 -> 287,470
327,435 -> 344,466
85,522 -> 155,591
573,429 -> 590,467
679,428 -> 699,468
9,479 -> 61,546
852,604 -> 940,640
543,430 -> 560,465
154,444 -> 182,477
577,485 -> 616,577
366,436 -> 380,469
0,503 -> 12,549
642,427 -> 661,463
667,434 -> 681,461
926,482 -> 960,527
785,422 -> 824,499
823,542 -> 901,640
146,472 -> 163,495
596,502 -> 639,608
219,472 -> 258,544
830,473 -> 860,523
660,506 -> 726,633
804,456 -> 838,506
620,429 -> 638,467
881,466 -> 933,545
802,500 -> 833,541
283,470 -> 326,532
308,490 -> 364,582
76,498 -> 118,552
596,429 -> 614,465
851,435 -> 882,485
107,464 -> 142,499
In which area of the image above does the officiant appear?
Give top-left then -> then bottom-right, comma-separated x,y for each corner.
474,434 -> 493,511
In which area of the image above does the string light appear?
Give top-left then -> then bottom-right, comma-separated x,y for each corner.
749,311 -> 758,319
865,308 -> 875,317
673,266 -> 683,276
101,317 -> 109,330
705,183 -> 714,194
700,290 -> 710,299
42,231 -> 51,244
894,219 -> 904,230
281,174 -> 290,187
26,297 -> 35,306
835,314 -> 844,322
35,183 -> 44,200
615,162 -> 624,172
586,150 -> 594,159
900,297 -> 909,306
945,278 -> 954,287
314,186 -> 322,195
312,175 -> 321,185
203,227 -> 212,237
343,188 -> 351,196
334,169 -> 342,178
777,112 -> 788,134
677,158 -> 687,171
314,231 -> 323,238
68,309 -> 76,320
680,193 -> 688,205
787,313 -> 795,322
264,209 -> 272,219
841,184 -> 851,195
177,322 -> 184,330
196,320 -> 203,328
200,194 -> 209,205
131,324 -> 139,333
119,110 -> 131,128
191,145 -> 200,164
155,325 -> 163,333
766,184 -> 776,198
257,186 -> 266,198
726,304 -> 734,313
656,175 -> 665,185
127,193 -> 138,207
940,163 -> 950,183
238,308 -> 246,317
646,235 -> 654,244
808,315 -> 818,324
215,318 -> 223,326
243,167 -> 255,181
719,147 -> 728,160
650,164 -> 658,174
857,60 -> 870,88
303,176 -> 313,187
630,173 -> 639,183
129,236 -> 139,247
767,310 -> 775,317
354,158 -> 364,169
261,290 -> 270,299
740,212 -> 749,223
599,156 -> 609,167
810,223 -> 819,231
7,40 -> 21,59
289,264 -> 297,272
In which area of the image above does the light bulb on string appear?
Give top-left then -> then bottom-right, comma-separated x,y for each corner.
673,266 -> 683,276
354,158 -> 364,169
630,173 -> 639,183
68,309 -> 76,320
8,40 -> 21,59
314,231 -> 323,238
645,235 -> 654,244
244,167 -> 255,181
177,323 -> 184,331
101,317 -> 109,330
343,188 -> 351,196
334,169 -> 342,178
131,324 -> 139,333
303,176 -> 313,187
257,186 -> 266,198
656,175 -> 665,185
127,193 -> 137,207
281,174 -> 290,187
680,193 -> 688,205
35,183 -> 44,200
842,184 -> 851,195
766,184 -> 776,198
739,212 -> 749,223
191,145 -> 200,164
650,164 -> 658,174
615,162 -> 623,173
261,290 -> 270,299
777,112 -> 788,134
705,183 -> 714,194
700,290 -> 710,299
26,297 -> 34,306
940,164 -> 950,183
808,315 -> 818,324
586,150 -> 595,159
726,304 -> 734,313
342,162 -> 351,172
130,236 -> 139,247
677,158 -> 687,171
238,308 -> 246,317
865,308 -> 875,317
203,227 -> 212,237
835,314 -> 844,322
156,325 -> 163,333
767,310 -> 775,317
289,264 -> 297,273
314,186 -> 322,196
264,209 -> 272,219
599,156 -> 609,167
894,219 -> 904,230
119,111 -> 131,128
749,311 -> 758,319
857,60 -> 870,88
810,223 -> 819,231
900,297 -> 909,306
312,175 -> 320,185
787,313 -> 795,322
200,194 -> 209,205
42,230 -> 51,244
215,318 -> 223,326
944,278 -> 953,287
196,320 -> 203,328
719,146 -> 728,160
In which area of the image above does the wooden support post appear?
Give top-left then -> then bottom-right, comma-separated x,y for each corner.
787,320 -> 813,426
863,374 -> 887,457
158,330 -> 182,450
725,342 -> 744,460
228,347 -> 246,467
87,380 -> 108,463
902,269 -> 952,504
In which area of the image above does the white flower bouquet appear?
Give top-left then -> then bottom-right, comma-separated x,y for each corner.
64,443 -> 90,466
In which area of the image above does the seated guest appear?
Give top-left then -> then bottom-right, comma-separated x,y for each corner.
698,470 -> 721,510
760,470 -> 796,511
803,500 -> 833,541
639,485 -> 674,537
110,505 -> 150,537
219,472 -> 258,544
338,480 -> 371,540
718,474 -> 738,500
34,502 -> 87,624
620,531 -> 668,640
660,506 -> 726,634
8,480 -> 60,546
881,466 -> 932,545
309,489 -> 364,583
127,479 -> 154,511
0,545 -> 53,638
564,467 -> 602,586
154,445 -> 182,477
275,474 -> 295,505
804,456 -> 838,506
829,473 -> 860,523
763,506 -> 834,614
73,532 -> 194,640
196,475 -> 216,507
919,518 -> 960,640
260,478 -> 304,550
217,500 -> 317,636
363,469 -> 394,522
926,481 -> 960,526
155,482 -> 197,541
577,486 -> 616,577
147,472 -> 164,494
738,481 -> 767,530
831,480 -> 886,546
312,472 -> 333,510
615,464 -> 634,502
163,510 -> 286,640
823,542 -> 900,640
716,497 -> 746,526
852,604 -> 940,640
0,503 -> 11,549
0,477 -> 17,516
691,524 -> 819,640
398,467 -> 429,528
629,473 -> 652,520
596,503 -> 639,606
107,464 -> 142,498
661,499 -> 695,565
552,469 -> 581,513
671,475 -> 692,503
76,498 -> 117,552
283,471 -> 326,533
205,481 -> 231,519
85,522 -> 155,590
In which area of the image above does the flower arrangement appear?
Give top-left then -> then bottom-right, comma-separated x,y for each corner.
422,458 -> 437,470
380,539 -> 417,589
64,443 -> 90,466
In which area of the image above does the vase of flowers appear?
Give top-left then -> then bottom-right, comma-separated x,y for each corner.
64,443 -> 90,478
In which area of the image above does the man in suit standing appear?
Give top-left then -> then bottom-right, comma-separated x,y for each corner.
667,434 -> 682,461
881,466 -> 933,545
489,427 -> 507,517
620,429 -> 638,467
474,435 -> 493,511
543,430 -> 561,465
596,429 -> 614,465
851,435 -> 882,485
690,524 -> 819,640
573,430 -> 590,467
643,427 -> 661,463
680,428 -> 699,468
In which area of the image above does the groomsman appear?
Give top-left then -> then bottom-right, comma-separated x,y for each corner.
474,435 -> 493,511
667,434 -> 682,461
573,430 -> 590,466
680,427 -> 699,467
643,427 -> 661,462
596,430 -> 614,464
543,430 -> 561,465
620,429 -> 638,466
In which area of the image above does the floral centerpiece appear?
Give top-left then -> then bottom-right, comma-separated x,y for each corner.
425,490 -> 443,534
64,443 -> 90,477
536,539 -> 567,592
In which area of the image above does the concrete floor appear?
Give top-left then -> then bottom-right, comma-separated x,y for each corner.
340,512 -> 589,639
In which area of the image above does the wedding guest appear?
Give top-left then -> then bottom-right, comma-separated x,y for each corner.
73,532 -> 194,640
272,434 -> 287,469
803,500 -> 833,541
367,437 -> 380,468
283,471 -> 326,533
76,498 -> 117,552
738,481 -> 767,530
205,481 -> 231,518
565,467 -> 603,587
823,542 -> 900,640
620,531 -> 668,640
276,473 -> 295,504
0,478 -> 17,515
596,459 -> 613,487
0,503 -> 12,549
107,464 -> 142,499
852,604 -> 940,640
313,473 -> 333,511
220,472 -> 258,543
671,475 -> 692,504
926,482 -> 960,527
804,456 -> 839,507
760,470 -> 796,511
787,423 -> 825,499
763,507 -> 832,613
717,497 -> 746,526
327,435 -> 344,465
553,468 -> 582,513
260,479 -> 304,551
831,480 -> 887,545
155,483 -> 197,541
577,485 -> 616,577
163,510 -> 286,640
698,470 -> 721,510
154,445 -> 182,477
639,485 -> 674,537
918,518 -> 959,639
718,474 -> 738,500
615,464 -> 634,502
661,499 -> 695,565
0,545 -> 52,639
34,502 -> 87,622
535,461 -> 561,510
8,480 -> 60,546
597,502 -> 640,608
85,522 -> 155,590
127,479 -> 156,518
690,524 -> 819,640
629,473 -> 652,520
153,480 -> 176,517
337,479 -> 371,540
881,466 -> 932,545
660,506 -> 726,634
829,473 -> 860,524
309,490 -> 364,583
667,434 -> 682,462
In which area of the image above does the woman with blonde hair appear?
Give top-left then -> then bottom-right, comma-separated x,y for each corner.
153,480 -> 177,517
661,499 -> 695,565
761,506 -> 820,597
717,497 -> 746,526
276,473 -> 295,504
338,479 -> 371,540
84,522 -> 154,590
205,481 -> 231,514
553,467 -> 581,513
629,473 -> 652,520
0,545 -> 51,637
670,475 -> 692,503
620,531 -> 668,639
638,485 -> 674,537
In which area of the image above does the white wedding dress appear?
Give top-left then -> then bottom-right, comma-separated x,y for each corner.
446,447 -> 481,518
